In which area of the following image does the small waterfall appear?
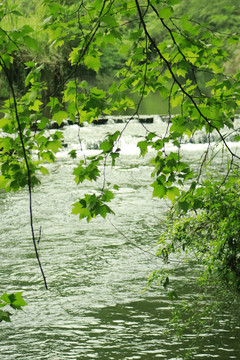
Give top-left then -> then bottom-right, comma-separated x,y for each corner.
51,115 -> 240,158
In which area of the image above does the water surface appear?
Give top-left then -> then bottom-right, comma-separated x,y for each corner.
1,118 -> 240,359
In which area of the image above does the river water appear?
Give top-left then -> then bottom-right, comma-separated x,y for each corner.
1,116 -> 240,359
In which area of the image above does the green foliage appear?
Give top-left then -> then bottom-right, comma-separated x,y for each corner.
158,177 -> 240,291
149,176 -> 240,358
72,190 -> 115,222
0,292 -> 27,322
1,0 -> 240,329
176,0 -> 240,34
0,0 -> 239,239
73,157 -> 102,184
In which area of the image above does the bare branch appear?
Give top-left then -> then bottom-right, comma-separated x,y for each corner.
0,55 -> 48,290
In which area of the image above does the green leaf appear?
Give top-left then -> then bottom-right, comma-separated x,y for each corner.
25,61 -> 35,68
101,14 -> 118,27
93,0 -> 103,10
110,29 -> 122,40
158,6 -> 173,20
47,97 -> 60,110
47,140 -> 62,153
29,99 -> 43,111
0,175 -> 10,190
39,166 -> 49,175
23,36 -> 38,51
72,194 -> 114,222
0,137 -> 12,151
102,190 -> 114,202
158,85 -> 169,99
166,187 -> 180,201
0,54 -> 13,69
0,293 -> 11,304
41,151 -> 56,163
37,117 -> 49,130
69,150 -> 77,159
110,152 -> 120,166
100,141 -> 113,153
52,131 -> 64,140
228,35 -> 239,45
11,10 -> 23,16
49,3 -> 61,15
72,201 -> 91,220
69,47 -> 80,65
90,87 -> 106,98
109,81 -> 117,95
108,131 -> 120,142
10,292 -> 27,310
21,25 -> 34,34
52,111 -> 68,126
0,310 -> 11,322
137,141 -> 148,157
178,200 -> 190,213
171,95 -> 182,108
73,157 -> 102,184
146,132 -> 156,141
84,55 -> 101,73
0,292 -> 27,311
98,204 -> 113,218
176,68 -> 186,78
152,182 -> 167,198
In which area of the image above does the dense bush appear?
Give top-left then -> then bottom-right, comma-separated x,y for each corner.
158,177 -> 240,291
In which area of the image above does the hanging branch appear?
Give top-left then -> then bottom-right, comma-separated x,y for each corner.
0,55 -> 48,290
134,0 -> 240,163
43,0 -> 112,106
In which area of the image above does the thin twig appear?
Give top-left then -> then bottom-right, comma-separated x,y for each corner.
108,217 -> 157,259
134,0 -> 240,163
0,55 -> 48,290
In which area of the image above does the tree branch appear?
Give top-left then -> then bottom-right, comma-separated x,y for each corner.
0,56 -> 48,290
135,0 -> 240,162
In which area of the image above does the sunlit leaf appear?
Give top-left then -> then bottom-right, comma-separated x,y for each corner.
52,111 -> 68,126
158,6 -> 173,20
84,55 -> 101,73
23,36 -> 38,51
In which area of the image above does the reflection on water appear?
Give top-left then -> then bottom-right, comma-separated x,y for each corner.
1,119 -> 240,359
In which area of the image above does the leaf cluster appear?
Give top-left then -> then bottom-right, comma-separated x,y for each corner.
72,190 -> 114,222
0,292 -> 27,322
1,0 -> 240,317
158,177 -> 240,291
